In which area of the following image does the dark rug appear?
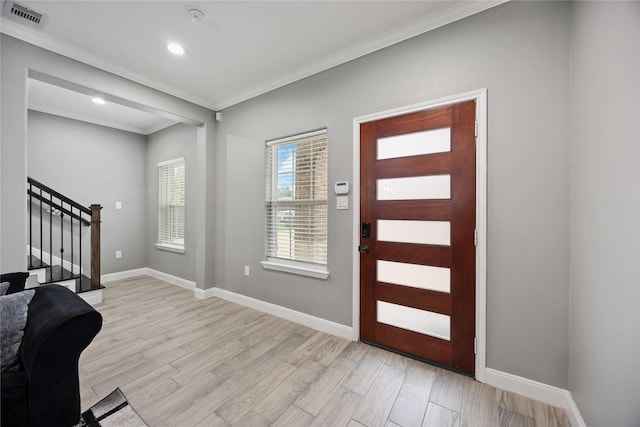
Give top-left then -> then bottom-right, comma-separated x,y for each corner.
77,388 -> 148,427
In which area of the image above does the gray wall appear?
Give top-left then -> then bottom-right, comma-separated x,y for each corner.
569,2 -> 640,425
8,5 -> 640,421
28,111 -> 147,274
1,34 -> 216,289
216,1 -> 571,387
147,124 -> 198,281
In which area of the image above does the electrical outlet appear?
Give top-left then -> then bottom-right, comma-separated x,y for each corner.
115,201 -> 122,210
244,265 -> 250,277
116,250 -> 122,259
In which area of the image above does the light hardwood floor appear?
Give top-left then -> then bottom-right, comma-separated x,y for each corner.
79,276 -> 570,427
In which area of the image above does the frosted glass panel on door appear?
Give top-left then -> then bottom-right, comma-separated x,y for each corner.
378,220 -> 450,246
377,260 -> 450,293
377,175 -> 450,200
377,301 -> 450,341
377,127 -> 451,160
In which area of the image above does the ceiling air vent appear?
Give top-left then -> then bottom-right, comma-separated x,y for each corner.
2,1 -> 47,29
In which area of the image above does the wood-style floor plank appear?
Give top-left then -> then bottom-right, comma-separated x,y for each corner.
429,369 -> 474,414
295,356 -> 355,416
79,276 -> 572,427
460,379 -> 500,427
253,359 -> 325,422
214,361 -> 296,425
388,362 -> 436,427
272,405 -> 315,427
310,386 -> 363,427
423,402 -> 460,427
340,346 -> 388,395
352,363 -> 406,427
498,407 -> 536,427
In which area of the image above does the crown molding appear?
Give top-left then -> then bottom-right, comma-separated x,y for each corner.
215,0 -> 508,109
0,17 -> 218,110
2,1 -> 507,111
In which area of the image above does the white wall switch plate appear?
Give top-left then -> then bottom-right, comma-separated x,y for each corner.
244,265 -> 250,276
337,196 -> 349,210
115,201 -> 122,210
116,250 -> 122,259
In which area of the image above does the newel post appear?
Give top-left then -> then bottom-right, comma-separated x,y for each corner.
90,204 -> 102,288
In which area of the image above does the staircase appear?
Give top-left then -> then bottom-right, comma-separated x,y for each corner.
27,177 -> 104,305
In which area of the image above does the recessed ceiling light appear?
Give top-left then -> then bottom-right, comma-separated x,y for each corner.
92,97 -> 105,105
167,42 -> 185,56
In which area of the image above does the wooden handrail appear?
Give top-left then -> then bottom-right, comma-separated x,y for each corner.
28,177 -> 91,216
28,177 -> 102,289
27,189 -> 90,226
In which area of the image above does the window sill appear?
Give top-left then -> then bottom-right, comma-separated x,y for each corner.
155,242 -> 185,254
261,260 -> 329,280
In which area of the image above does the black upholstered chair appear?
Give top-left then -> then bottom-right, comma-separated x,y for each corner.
1,283 -> 102,427
0,272 -> 30,295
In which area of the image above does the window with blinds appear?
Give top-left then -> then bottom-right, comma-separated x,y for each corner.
265,129 -> 328,271
157,157 -> 185,252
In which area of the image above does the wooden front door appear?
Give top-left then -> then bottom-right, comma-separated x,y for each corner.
359,100 -> 476,375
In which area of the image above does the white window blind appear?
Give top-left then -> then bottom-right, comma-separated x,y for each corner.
158,157 -> 185,250
265,129 -> 328,267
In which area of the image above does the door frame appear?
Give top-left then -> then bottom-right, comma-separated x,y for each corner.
352,88 -> 487,381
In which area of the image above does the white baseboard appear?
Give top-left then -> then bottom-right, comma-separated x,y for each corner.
485,368 -> 586,427
194,287 -> 219,300
564,393 -> 587,427
145,268 -> 195,290
101,268 -> 196,292
101,268 -> 148,283
199,286 -> 353,341
153,275 -> 353,340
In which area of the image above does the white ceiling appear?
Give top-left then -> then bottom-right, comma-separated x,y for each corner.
2,0 -> 505,113
28,78 -> 178,135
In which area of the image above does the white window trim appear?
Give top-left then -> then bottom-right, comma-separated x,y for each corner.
155,242 -> 186,254
264,129 -> 329,278
157,157 -> 184,167
266,128 -> 327,146
157,156 -> 185,253
261,258 -> 329,279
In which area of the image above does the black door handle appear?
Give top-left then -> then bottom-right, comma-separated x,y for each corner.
359,245 -> 369,254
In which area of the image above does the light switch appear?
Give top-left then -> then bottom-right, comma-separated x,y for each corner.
115,201 -> 122,210
337,196 -> 349,210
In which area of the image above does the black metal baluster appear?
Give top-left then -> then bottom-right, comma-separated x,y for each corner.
71,205 -> 74,277
49,193 -> 53,277
79,215 -> 82,285
38,188 -> 44,267
60,201 -> 65,279
26,179 -> 97,288
29,183 -> 33,268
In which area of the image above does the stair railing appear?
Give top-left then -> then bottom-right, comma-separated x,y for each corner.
27,177 -> 102,289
